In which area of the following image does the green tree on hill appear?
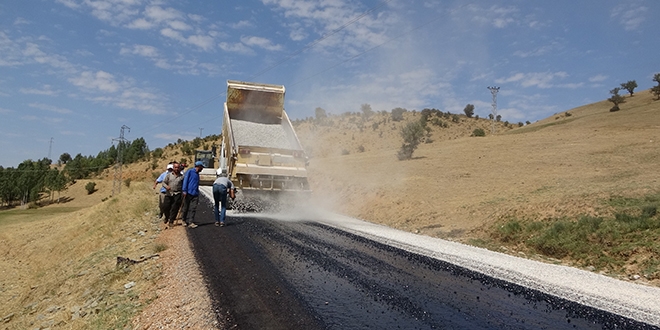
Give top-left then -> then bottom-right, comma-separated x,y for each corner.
620,80 -> 637,97
463,104 -> 475,118
360,103 -> 373,119
315,107 -> 327,120
651,73 -> 660,100
608,87 -> 625,112
397,121 -> 424,160
391,107 -> 406,121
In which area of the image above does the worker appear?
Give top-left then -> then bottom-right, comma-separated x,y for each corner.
212,169 -> 235,227
153,163 -> 173,220
161,162 -> 184,229
181,160 -> 204,228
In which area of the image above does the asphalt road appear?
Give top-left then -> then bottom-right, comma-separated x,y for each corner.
186,197 -> 658,330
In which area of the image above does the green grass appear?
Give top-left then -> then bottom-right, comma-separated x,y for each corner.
0,207 -> 83,225
489,192 -> 660,275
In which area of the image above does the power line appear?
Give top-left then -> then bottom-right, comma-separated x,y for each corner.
488,86 -> 500,134
112,125 -> 130,196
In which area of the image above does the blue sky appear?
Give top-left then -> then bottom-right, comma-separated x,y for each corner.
0,0 -> 657,167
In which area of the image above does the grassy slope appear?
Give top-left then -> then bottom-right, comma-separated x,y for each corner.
0,181 -> 163,329
294,89 -> 660,282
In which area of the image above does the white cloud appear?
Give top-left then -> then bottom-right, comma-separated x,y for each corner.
262,0 -> 391,53
168,20 -> 191,31
496,71 -> 569,89
229,20 -> 253,29
611,5 -> 647,31
69,70 -> 121,93
465,4 -> 520,29
22,43 -> 76,73
20,85 -> 59,96
186,35 -> 214,50
240,36 -> 282,51
126,18 -> 155,29
120,44 -> 160,57
145,5 -> 183,23
28,102 -> 73,114
13,17 -> 30,25
55,0 -> 79,9
219,42 -> 254,55
513,41 -> 563,58
0,107 -> 13,114
589,74 -> 608,83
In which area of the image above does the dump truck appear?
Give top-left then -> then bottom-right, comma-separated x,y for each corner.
218,80 -> 310,203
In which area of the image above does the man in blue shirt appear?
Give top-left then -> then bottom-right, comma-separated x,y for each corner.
153,163 -> 173,220
181,161 -> 204,228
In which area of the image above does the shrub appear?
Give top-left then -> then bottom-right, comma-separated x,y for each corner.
391,107 -> 406,121
565,111 -> 572,117
397,121 -> 424,160
608,87 -> 625,110
431,118 -> 447,128
463,104 -> 475,118
341,149 -> 350,155
85,181 -> 96,195
525,121 -> 531,125
357,145 -> 365,153
451,114 -> 460,123
518,122 -> 524,127
472,128 -> 486,137
124,178 -> 132,188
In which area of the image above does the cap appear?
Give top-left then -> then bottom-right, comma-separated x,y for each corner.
194,161 -> 204,167
166,164 -> 174,170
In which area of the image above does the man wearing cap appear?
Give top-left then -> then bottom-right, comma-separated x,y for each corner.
181,160 -> 205,228
162,162 -> 184,229
153,163 -> 173,220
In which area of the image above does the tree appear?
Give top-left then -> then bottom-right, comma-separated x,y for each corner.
360,103 -> 373,119
496,115 -> 502,122
59,152 -> 72,165
463,104 -> 475,118
651,73 -> 660,100
608,87 -> 625,112
391,107 -> 406,121
620,80 -> 637,97
314,107 -> 327,120
397,121 -> 424,160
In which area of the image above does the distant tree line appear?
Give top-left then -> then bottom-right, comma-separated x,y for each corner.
0,158 -> 66,206
1,137 -> 151,207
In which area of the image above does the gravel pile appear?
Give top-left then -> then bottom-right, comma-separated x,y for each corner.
231,119 -> 295,149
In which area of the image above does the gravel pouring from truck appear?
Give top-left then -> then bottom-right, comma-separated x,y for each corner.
218,80 -> 310,199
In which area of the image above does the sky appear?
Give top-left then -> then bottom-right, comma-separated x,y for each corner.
0,0 -> 657,167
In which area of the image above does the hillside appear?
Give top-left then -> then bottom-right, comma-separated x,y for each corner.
110,89 -> 659,280
294,90 -> 658,237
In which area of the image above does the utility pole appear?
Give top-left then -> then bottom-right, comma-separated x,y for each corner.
112,125 -> 130,196
48,137 -> 54,160
199,127 -> 204,137
487,86 -> 500,134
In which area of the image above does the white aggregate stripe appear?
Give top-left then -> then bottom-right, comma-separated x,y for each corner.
315,212 -> 660,327
195,189 -> 660,327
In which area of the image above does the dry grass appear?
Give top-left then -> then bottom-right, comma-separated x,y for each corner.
0,181 -> 163,329
295,89 -> 660,282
